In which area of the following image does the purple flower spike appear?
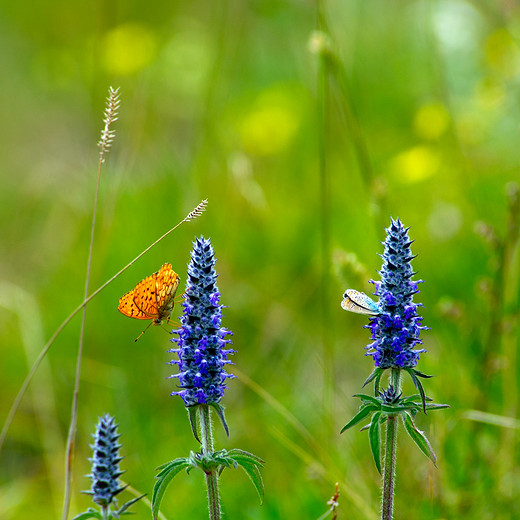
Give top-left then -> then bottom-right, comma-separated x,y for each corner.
169,237 -> 234,407
366,219 -> 428,368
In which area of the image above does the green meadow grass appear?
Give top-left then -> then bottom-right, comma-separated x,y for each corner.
0,1 -> 519,519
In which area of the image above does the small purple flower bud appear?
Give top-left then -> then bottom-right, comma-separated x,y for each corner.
85,414 -> 125,507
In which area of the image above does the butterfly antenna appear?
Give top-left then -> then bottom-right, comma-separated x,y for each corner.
135,321 -> 153,342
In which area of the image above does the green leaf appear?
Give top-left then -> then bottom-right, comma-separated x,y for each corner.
227,448 -> 264,465
362,368 -> 382,388
368,412 -> 382,474
187,406 -> 201,443
116,494 -> 146,516
340,404 -> 378,433
425,403 -> 450,411
404,368 -> 427,413
353,393 -> 381,406
413,369 -> 433,379
402,394 -> 431,404
152,459 -> 191,519
227,452 -> 264,503
374,370 -> 383,395
155,458 -> 191,479
402,412 -> 437,466
362,368 -> 384,394
72,510 -> 103,520
209,402 -> 230,437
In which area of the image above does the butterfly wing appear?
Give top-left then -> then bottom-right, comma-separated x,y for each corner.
118,263 -> 181,323
341,289 -> 379,315
154,263 -> 180,323
118,272 -> 160,320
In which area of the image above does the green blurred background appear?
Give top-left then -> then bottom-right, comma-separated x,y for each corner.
1,0 -> 519,518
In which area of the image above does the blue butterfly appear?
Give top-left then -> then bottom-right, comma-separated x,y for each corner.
341,289 -> 379,315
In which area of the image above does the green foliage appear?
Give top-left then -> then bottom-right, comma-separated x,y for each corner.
341,388 -> 449,472
72,510 -> 103,520
401,412 -> 436,467
224,449 -> 265,503
152,458 -> 192,519
152,449 -> 264,518
72,494 -> 145,520
368,412 -> 382,474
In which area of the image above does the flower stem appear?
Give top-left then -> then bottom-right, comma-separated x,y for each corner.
199,405 -> 221,520
381,369 -> 401,520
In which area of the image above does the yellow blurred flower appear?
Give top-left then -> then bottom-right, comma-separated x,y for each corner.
239,87 -> 301,156
102,23 -> 157,76
485,28 -> 520,79
390,145 -> 440,183
413,103 -> 450,140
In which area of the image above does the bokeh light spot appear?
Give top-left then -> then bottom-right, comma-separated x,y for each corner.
390,145 -> 440,183
102,23 -> 157,76
485,28 -> 520,79
413,103 -> 450,140
239,87 -> 301,156
427,202 -> 463,241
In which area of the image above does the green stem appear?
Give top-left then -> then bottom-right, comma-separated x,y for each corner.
381,369 -> 401,520
199,405 -> 221,520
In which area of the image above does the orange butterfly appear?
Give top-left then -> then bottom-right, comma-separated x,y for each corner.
118,263 -> 181,341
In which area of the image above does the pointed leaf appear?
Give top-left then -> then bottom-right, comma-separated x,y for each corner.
402,412 -> 437,466
152,460 -> 191,519
374,370 -> 383,395
413,369 -> 433,379
353,393 -> 381,406
402,394 -> 431,404
340,404 -> 377,433
155,458 -> 190,479
72,511 -> 103,520
381,404 -> 405,414
187,406 -> 201,443
227,449 -> 264,465
362,368 -> 382,388
368,412 -> 382,474
225,449 -> 264,502
232,458 -> 264,503
209,402 -> 230,437
117,494 -> 146,515
425,403 -> 450,411
405,368 -> 427,413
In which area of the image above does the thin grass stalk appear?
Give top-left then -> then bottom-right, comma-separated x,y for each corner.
498,183 -> 520,499
313,16 -> 386,239
62,160 -> 101,520
199,405 -> 221,520
315,1 -> 334,423
0,199 -> 208,456
62,86 -> 120,520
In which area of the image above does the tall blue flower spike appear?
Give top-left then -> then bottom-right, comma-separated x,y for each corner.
169,236 -> 235,433
365,218 -> 428,369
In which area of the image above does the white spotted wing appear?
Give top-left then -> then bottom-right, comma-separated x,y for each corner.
341,289 -> 379,315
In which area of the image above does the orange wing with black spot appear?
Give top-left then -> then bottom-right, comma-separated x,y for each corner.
118,263 -> 180,325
